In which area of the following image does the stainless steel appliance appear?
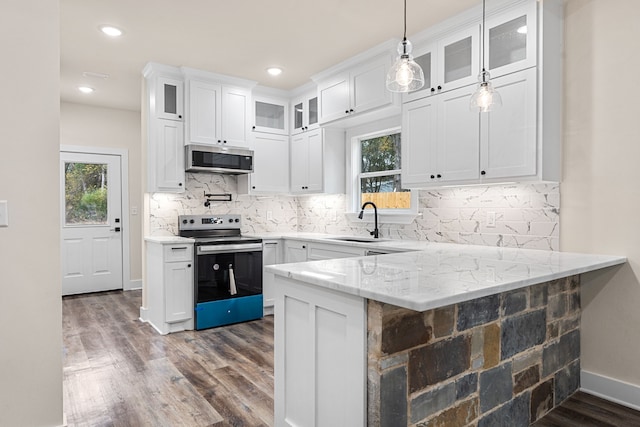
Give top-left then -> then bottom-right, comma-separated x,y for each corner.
185,144 -> 253,174
178,214 -> 263,330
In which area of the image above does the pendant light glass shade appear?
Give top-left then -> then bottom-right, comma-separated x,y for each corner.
470,69 -> 502,112
470,0 -> 502,112
386,39 -> 425,92
386,0 -> 425,93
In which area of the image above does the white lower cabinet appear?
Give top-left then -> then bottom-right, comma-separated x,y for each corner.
145,240 -> 194,334
262,239 -> 282,313
306,242 -> 365,260
284,240 -> 309,263
274,276 -> 366,427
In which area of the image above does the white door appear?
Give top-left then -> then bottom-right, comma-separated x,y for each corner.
60,152 -> 123,295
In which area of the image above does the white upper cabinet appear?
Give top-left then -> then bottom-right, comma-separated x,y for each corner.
182,67 -> 255,148
187,80 -> 220,145
143,63 -> 186,193
290,128 -> 344,195
252,95 -> 289,135
186,80 -> 251,148
405,25 -> 481,103
480,67 -> 537,180
485,1 -> 537,78
221,86 -> 251,147
291,91 -> 319,135
156,76 -> 184,121
151,119 -> 185,192
402,85 -> 480,187
237,132 -> 290,194
317,54 -> 394,125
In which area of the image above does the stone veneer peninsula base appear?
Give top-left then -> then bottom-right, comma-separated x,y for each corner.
367,275 -> 581,427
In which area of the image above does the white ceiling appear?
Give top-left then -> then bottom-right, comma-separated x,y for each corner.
60,0 -> 479,112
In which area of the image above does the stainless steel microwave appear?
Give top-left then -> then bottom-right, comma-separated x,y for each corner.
185,144 -> 253,174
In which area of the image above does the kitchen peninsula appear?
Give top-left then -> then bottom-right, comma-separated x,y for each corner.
266,242 -> 625,426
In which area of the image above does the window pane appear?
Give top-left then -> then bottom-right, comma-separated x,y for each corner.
361,133 -> 401,173
360,174 -> 410,209
65,162 -> 108,225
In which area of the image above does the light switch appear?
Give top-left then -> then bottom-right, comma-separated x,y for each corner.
0,200 -> 8,227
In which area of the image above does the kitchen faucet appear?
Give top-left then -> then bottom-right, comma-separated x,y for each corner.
358,201 -> 379,238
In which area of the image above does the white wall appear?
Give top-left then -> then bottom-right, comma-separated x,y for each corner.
0,1 -> 63,426
60,102 -> 143,283
561,0 -> 640,404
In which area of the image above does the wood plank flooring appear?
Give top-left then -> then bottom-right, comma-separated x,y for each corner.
64,290 -> 640,426
63,290 -> 273,427
533,391 -> 640,427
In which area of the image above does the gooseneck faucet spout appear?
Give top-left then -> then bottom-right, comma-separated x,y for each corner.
358,201 -> 379,238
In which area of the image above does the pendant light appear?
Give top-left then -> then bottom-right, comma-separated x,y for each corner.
470,0 -> 502,112
386,0 -> 424,93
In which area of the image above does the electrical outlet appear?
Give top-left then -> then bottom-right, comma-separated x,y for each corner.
0,200 -> 8,227
486,211 -> 496,228
266,210 -> 273,221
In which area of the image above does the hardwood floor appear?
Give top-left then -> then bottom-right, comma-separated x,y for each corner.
533,391 -> 640,427
64,290 -> 640,427
63,290 -> 274,427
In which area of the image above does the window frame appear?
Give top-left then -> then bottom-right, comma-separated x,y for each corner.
346,120 -> 418,224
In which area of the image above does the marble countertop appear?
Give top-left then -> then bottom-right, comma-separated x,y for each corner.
265,239 -> 626,312
144,235 -> 195,244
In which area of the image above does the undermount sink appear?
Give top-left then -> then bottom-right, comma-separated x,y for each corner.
328,236 -> 389,243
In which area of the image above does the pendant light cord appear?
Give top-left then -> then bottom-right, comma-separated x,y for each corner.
403,0 -> 407,41
481,0 -> 486,73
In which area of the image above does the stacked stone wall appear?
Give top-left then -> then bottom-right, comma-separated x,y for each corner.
367,275 -> 581,427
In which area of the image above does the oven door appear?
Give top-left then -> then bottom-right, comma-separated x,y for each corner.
194,242 -> 263,329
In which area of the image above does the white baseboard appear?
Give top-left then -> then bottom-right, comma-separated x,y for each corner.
581,369 -> 640,411
139,306 -> 149,322
127,279 -> 142,291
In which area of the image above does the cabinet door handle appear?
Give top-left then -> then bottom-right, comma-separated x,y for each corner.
252,126 -> 256,130
437,85 -> 442,90
252,186 -> 256,189
171,247 -> 188,250
178,182 -> 183,187
187,264 -> 191,268
430,88 -> 435,93
430,175 -> 435,179
178,115 -> 182,119
349,109 -> 354,113
481,170 -> 486,175
302,245 -> 306,249
264,242 -> 278,246
345,110 -> 349,114
437,174 -> 442,178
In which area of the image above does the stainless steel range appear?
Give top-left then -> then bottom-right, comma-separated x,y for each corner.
178,214 -> 263,330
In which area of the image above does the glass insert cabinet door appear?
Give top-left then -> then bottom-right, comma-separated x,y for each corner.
253,97 -> 288,135
292,94 -> 319,134
438,25 -> 480,90
485,2 -> 537,77
156,76 -> 183,121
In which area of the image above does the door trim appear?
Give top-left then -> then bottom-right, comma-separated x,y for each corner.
60,145 -> 134,291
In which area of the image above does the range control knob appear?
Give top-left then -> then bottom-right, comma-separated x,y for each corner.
182,219 -> 188,224
189,219 -> 195,224
235,218 -> 240,223
228,218 -> 233,223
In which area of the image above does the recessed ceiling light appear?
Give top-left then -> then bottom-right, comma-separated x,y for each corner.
517,25 -> 527,34
78,86 -> 94,94
99,25 -> 123,37
267,67 -> 283,76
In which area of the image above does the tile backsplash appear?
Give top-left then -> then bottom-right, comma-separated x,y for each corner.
148,175 -> 559,251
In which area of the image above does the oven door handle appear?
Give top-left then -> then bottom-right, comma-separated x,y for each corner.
197,243 -> 263,254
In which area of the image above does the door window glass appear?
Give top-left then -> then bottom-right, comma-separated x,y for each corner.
64,162 -> 108,225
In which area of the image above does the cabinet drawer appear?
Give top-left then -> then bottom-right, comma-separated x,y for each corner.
163,244 -> 193,262
195,295 -> 263,329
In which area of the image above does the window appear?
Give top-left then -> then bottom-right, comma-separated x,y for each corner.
349,127 -> 416,220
